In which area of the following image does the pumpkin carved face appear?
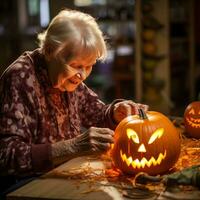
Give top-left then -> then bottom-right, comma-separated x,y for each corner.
111,110 -> 181,175
184,101 -> 200,138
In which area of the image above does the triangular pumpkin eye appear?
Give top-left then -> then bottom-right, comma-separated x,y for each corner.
148,128 -> 164,144
189,109 -> 195,115
126,128 -> 139,143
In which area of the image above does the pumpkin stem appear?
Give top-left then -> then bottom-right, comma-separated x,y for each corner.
138,108 -> 148,119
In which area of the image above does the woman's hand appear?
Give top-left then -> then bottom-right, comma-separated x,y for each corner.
113,100 -> 149,123
74,127 -> 114,154
51,127 -> 114,165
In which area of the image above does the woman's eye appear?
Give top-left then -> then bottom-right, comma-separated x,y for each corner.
78,66 -> 83,69
72,65 -> 82,69
69,65 -> 76,68
86,66 -> 92,70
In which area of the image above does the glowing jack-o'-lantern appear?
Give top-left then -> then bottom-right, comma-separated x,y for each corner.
111,109 -> 181,175
184,101 -> 200,138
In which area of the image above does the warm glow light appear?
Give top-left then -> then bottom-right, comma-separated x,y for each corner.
138,144 -> 146,152
120,150 -> 167,169
148,128 -> 164,144
189,109 -> 195,115
126,129 -> 139,143
186,117 -> 200,128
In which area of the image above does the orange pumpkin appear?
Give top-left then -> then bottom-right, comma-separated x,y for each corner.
142,29 -> 156,41
184,101 -> 200,138
111,109 -> 181,175
143,42 -> 157,56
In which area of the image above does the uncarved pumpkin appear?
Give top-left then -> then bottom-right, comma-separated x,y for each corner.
143,42 -> 157,56
111,109 -> 181,175
184,101 -> 200,138
142,29 -> 156,41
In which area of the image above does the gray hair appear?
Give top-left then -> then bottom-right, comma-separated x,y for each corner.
38,9 -> 107,63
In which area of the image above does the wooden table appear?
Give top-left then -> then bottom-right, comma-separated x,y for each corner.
6,154 -> 200,200
6,122 -> 200,200
7,156 -> 128,200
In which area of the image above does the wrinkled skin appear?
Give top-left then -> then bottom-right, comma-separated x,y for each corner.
52,127 -> 114,161
113,100 -> 149,123
74,127 -> 114,153
47,57 -> 95,92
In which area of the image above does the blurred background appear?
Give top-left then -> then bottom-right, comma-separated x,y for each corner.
0,0 -> 200,116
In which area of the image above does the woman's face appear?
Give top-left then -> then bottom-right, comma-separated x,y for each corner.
47,57 -> 95,92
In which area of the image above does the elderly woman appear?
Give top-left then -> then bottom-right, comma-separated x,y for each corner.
0,9 -> 148,197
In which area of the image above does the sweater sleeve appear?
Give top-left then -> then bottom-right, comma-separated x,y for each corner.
0,64 -> 52,176
77,83 -> 124,130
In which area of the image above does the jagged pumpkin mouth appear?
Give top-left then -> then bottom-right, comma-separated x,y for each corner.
186,117 -> 200,128
120,150 -> 167,169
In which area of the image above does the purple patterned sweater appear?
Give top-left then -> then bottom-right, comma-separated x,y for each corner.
0,49 -> 117,176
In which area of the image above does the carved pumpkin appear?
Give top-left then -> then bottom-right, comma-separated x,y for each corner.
111,109 -> 181,175
184,101 -> 200,138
